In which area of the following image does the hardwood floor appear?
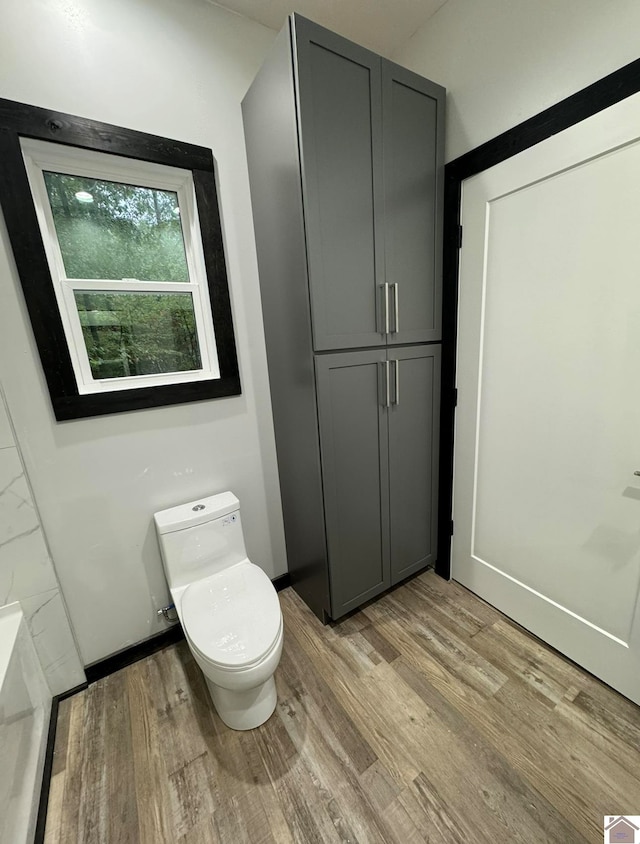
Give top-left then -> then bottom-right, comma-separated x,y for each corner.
44,571 -> 640,843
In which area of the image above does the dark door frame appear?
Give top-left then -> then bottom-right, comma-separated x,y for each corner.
436,57 -> 640,579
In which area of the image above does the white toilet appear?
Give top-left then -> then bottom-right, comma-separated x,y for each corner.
153,491 -> 283,730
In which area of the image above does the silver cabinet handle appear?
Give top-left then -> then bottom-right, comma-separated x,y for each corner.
393,359 -> 399,404
635,471 -> 640,476
393,283 -> 399,333
383,283 -> 390,334
385,360 -> 390,407
379,361 -> 390,407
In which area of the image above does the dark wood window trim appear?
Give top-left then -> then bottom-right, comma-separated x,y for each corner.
0,99 -> 240,420
437,58 -> 640,579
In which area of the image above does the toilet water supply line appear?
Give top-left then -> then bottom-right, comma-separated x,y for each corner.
157,604 -> 179,623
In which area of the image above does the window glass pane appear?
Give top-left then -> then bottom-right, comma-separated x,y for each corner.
75,291 -> 202,380
44,173 -> 189,281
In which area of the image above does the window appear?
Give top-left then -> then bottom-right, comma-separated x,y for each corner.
22,139 -> 220,394
0,99 -> 240,419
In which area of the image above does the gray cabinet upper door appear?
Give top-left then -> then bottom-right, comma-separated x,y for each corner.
388,345 -> 441,583
383,61 -> 444,346
294,17 -> 385,352
315,349 -> 390,617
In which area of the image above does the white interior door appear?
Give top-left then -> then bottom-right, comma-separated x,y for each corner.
454,92 -> 640,704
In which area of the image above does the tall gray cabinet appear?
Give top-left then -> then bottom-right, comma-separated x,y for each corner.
242,14 -> 444,621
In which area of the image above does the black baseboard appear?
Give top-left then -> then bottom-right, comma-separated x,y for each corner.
57,682 -> 89,702
85,623 -> 185,685
273,572 -> 291,592
33,695 -> 60,844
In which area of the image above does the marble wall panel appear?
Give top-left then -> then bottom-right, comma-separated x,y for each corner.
0,391 -> 84,694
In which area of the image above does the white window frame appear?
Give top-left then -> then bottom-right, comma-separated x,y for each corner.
21,138 -> 220,395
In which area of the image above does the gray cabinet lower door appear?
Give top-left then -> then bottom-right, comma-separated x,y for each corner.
388,345 -> 441,583
315,350 -> 390,617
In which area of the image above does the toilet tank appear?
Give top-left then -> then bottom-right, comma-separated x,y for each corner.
154,492 -> 248,589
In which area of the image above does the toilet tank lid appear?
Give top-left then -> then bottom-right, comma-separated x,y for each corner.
154,491 -> 239,534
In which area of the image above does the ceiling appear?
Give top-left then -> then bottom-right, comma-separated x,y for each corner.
207,0 -> 448,56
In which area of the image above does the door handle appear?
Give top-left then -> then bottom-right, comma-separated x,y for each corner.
635,471 -> 640,476
393,359 -> 399,404
392,283 -> 399,333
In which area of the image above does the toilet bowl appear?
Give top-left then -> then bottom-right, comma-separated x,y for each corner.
154,492 -> 283,730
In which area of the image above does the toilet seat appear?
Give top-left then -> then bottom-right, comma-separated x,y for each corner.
187,618 -> 283,674
181,561 -> 282,670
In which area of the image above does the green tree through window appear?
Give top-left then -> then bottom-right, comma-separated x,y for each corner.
44,172 -> 190,281
75,291 -> 201,380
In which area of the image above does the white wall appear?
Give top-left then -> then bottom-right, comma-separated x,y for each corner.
0,0 -> 285,665
396,0 -> 640,161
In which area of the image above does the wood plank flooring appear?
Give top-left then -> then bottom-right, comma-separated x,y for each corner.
44,571 -> 640,843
